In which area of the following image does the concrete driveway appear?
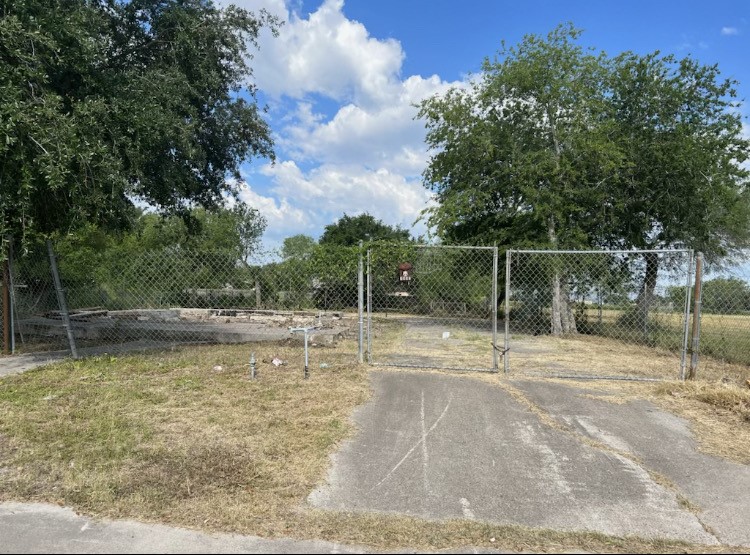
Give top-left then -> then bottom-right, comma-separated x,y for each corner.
309,371 -> 750,547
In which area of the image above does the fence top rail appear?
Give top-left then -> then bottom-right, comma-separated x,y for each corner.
509,249 -> 692,255
369,244 -> 497,251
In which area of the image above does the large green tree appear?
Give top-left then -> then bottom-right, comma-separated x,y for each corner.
605,51 -> 750,322
420,25 -> 618,332
0,0 -> 277,246
419,24 -> 750,333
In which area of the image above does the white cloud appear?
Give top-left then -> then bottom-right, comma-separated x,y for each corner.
721,26 -> 739,36
260,161 -> 434,235
237,182 -> 312,235
282,74 -> 457,177
222,1 -> 464,242
238,0 -> 404,108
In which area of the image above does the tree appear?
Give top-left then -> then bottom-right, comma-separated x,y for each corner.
605,52 -> 750,325
320,213 -> 411,247
0,0 -> 278,247
419,24 -> 618,333
281,234 -> 317,260
419,24 -> 750,333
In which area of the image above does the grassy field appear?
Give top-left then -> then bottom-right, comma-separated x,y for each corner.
1,339 -> 745,553
579,307 -> 750,369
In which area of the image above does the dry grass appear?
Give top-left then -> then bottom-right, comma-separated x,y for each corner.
0,339 -> 740,553
0,340 -> 370,532
370,316 -> 496,371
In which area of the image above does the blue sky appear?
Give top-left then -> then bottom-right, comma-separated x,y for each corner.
227,0 -> 750,255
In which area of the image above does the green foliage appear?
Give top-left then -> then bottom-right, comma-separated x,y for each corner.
282,235 -> 317,261
668,277 -> 750,315
0,0 -> 278,246
320,213 -> 411,247
419,24 -> 617,248
419,24 -> 750,259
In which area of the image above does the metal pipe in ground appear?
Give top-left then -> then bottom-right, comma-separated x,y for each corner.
688,252 -> 704,380
47,239 -> 78,359
289,327 -> 311,379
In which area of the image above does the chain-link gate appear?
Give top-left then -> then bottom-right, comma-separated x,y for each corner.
366,244 -> 499,372
504,249 -> 694,380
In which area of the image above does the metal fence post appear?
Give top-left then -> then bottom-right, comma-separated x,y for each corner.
504,249 -> 511,374
679,251 -> 695,381
688,252 -> 703,380
47,239 -> 78,359
2,242 -> 10,355
358,240 -> 364,364
7,238 -> 21,352
366,247 -> 372,364
492,245 -> 499,372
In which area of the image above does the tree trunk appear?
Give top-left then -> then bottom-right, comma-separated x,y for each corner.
635,252 -> 659,337
561,281 -> 578,334
551,271 -> 563,335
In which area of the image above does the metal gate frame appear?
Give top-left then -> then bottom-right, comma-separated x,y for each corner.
364,244 -> 499,373
503,249 -> 694,381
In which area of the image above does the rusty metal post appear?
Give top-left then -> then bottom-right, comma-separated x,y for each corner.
688,252 -> 704,380
2,247 -> 10,355
47,239 -> 78,359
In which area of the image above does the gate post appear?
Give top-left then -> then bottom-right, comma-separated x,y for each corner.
679,250 -> 695,381
492,245 -> 499,372
366,247 -> 372,364
504,250 -> 511,374
358,240 -> 364,364
688,252 -> 703,380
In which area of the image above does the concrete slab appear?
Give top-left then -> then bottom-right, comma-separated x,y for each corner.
513,379 -> 750,547
309,371 -> 716,545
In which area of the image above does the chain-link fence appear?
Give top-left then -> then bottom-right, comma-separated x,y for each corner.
2,239 -> 749,382
504,250 -> 694,380
367,244 -> 499,372
689,255 -> 750,378
2,239 -> 361,358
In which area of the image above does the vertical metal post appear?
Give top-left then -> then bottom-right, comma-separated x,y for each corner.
358,240 -> 364,364
47,239 -> 78,359
255,278 -> 261,309
679,251 -> 695,381
491,245 -> 499,372
8,239 -> 22,349
2,248 -> 10,355
303,328 -> 309,380
504,250 -> 512,374
688,252 -> 703,380
250,352 -> 256,380
366,248 -> 372,364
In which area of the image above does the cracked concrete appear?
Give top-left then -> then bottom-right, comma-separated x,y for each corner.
512,379 -> 750,547
308,371 -> 722,545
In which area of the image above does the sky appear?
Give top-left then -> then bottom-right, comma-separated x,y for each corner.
223,0 -> 750,254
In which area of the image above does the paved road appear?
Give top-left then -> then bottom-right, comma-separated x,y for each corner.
0,503 -> 517,554
0,503 -> 367,554
309,371 -> 740,546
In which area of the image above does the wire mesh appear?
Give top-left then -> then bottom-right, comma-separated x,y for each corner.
2,239 -> 361,358
691,258 -> 750,377
367,243 -> 499,372
506,250 -> 693,380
